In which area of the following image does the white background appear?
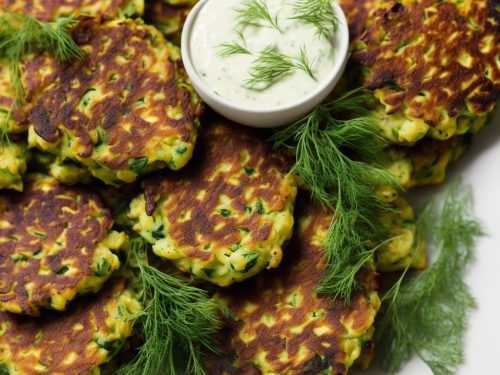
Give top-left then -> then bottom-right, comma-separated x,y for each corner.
354,108 -> 500,375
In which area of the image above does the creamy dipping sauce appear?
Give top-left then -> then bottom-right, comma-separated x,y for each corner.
189,0 -> 338,108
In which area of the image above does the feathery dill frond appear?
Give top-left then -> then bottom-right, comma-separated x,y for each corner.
217,41 -> 251,57
244,45 -> 295,88
377,182 -> 483,374
117,238 -> 230,375
245,45 -> 316,88
289,0 -> 339,39
234,0 -> 281,31
271,88 -> 398,303
218,28 -> 251,57
0,12 -> 83,144
293,45 -> 316,80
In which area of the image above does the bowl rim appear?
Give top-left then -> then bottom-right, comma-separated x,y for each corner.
181,0 -> 350,115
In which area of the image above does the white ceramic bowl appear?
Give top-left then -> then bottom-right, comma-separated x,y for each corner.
181,0 -> 350,128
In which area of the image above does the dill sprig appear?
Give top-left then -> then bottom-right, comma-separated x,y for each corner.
244,46 -> 294,88
234,0 -> 281,31
0,12 -> 83,143
217,41 -> 251,57
218,29 -> 251,57
377,183 -> 483,374
245,45 -> 316,88
117,238 -> 229,375
271,88 -> 398,303
289,0 -> 339,39
293,45 -> 316,80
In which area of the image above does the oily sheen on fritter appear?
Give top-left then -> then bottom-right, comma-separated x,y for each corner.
25,18 -> 202,186
129,119 -> 297,286
0,277 -> 141,375
204,201 -> 380,374
0,174 -> 125,316
353,0 -> 499,144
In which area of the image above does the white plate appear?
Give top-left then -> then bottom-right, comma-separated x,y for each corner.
354,108 -> 500,374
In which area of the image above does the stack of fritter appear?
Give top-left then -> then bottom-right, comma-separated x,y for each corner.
0,277 -> 141,373
0,173 -> 142,373
340,0 -> 499,188
0,1 -> 199,373
204,200 -> 381,374
0,0 -> 496,374
0,0 -> 147,191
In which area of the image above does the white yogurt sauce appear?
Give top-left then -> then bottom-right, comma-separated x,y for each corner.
189,0 -> 337,108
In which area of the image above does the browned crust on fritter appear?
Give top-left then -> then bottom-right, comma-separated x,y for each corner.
353,0 -> 500,125
0,175 -> 112,315
0,277 -> 127,375
204,201 -> 378,375
142,120 -> 294,258
0,0 -> 132,21
24,17 -> 198,170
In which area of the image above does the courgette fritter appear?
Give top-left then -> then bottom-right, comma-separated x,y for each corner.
26,18 -> 202,186
353,0 -> 499,144
0,0 -> 144,21
0,174 -> 125,316
0,277 -> 141,375
129,119 -> 297,286
204,201 -> 380,374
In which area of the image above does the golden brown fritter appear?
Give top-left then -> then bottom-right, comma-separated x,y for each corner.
204,201 -> 380,374
0,174 -> 125,316
0,277 -> 142,375
0,0 -> 143,21
25,18 -> 202,186
353,0 -> 499,142
129,119 -> 297,286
